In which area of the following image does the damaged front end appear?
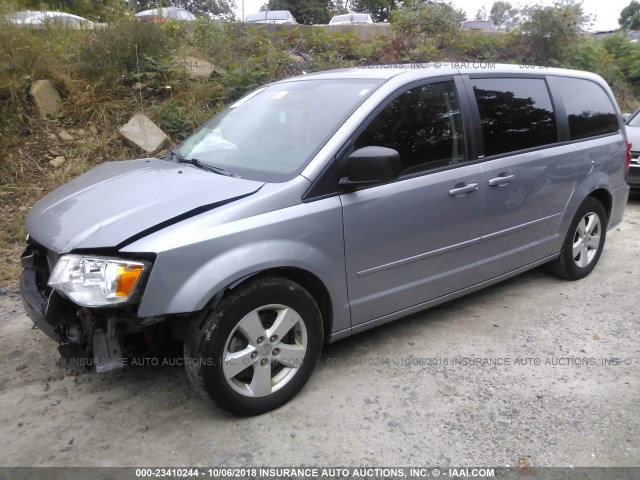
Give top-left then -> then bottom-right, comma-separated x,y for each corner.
20,239 -> 170,373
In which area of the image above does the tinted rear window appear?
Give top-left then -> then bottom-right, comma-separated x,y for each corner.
553,77 -> 619,140
471,77 -> 557,157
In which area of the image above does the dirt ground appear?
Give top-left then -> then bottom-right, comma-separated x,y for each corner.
0,200 -> 638,468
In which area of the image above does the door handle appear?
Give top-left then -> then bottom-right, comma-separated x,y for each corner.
488,174 -> 515,186
448,183 -> 479,196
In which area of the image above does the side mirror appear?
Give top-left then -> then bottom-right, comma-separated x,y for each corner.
339,146 -> 401,189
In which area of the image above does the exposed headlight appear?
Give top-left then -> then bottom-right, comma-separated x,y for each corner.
48,255 -> 149,307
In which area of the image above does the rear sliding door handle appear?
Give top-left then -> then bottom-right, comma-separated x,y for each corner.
488,174 -> 515,186
448,183 -> 479,196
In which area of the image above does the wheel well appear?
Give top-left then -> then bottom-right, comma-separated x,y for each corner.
588,189 -> 612,223
225,268 -> 333,343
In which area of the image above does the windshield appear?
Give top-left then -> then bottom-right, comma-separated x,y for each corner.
175,79 -> 382,182
629,111 -> 640,128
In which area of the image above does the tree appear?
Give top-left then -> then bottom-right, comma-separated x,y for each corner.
619,1 -> 640,29
262,0 -> 341,24
489,1 -> 519,30
475,5 -> 487,21
391,1 -> 466,47
351,0 -> 396,23
519,0 -> 590,64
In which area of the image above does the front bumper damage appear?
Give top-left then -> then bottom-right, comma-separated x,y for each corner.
20,243 -> 133,373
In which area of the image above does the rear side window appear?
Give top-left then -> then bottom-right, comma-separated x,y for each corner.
553,77 -> 619,140
471,77 -> 557,157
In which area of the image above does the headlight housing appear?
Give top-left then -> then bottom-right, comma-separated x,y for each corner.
48,255 -> 149,307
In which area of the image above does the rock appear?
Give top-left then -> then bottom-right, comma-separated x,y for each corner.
88,125 -> 98,135
289,53 -> 305,64
73,128 -> 88,137
58,130 -> 74,141
119,113 -> 169,155
50,156 -> 66,168
29,79 -> 61,117
49,149 -> 62,156
178,56 -> 215,78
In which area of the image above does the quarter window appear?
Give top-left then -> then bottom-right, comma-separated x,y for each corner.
354,81 -> 466,175
471,78 -> 557,157
553,77 -> 619,140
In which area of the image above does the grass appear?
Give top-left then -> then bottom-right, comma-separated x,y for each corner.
0,18 -> 639,288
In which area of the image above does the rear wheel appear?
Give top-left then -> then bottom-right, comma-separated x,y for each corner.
549,197 -> 607,280
184,277 -> 323,415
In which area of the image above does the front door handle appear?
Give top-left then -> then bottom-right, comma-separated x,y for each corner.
449,182 -> 479,196
488,174 -> 515,186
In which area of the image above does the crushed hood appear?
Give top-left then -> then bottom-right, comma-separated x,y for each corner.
26,158 -> 263,252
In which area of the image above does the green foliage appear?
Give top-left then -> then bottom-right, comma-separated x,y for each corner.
454,31 -> 502,61
302,28 -> 362,67
391,1 -> 466,50
517,1 -> 588,65
149,97 -> 207,139
619,1 -> 640,30
351,0 -> 396,23
78,20 -> 176,83
489,1 -> 519,31
570,40 -> 619,83
602,34 -> 640,85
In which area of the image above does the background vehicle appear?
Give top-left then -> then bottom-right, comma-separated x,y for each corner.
4,10 -> 95,28
21,65 -> 629,416
244,10 -> 297,24
459,20 -> 496,31
625,108 -> 640,191
135,7 -> 196,22
329,13 -> 373,25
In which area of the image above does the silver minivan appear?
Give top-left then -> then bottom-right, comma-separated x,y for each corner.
21,64 -> 631,415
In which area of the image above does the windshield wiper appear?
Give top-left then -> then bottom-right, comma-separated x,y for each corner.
171,150 -> 237,177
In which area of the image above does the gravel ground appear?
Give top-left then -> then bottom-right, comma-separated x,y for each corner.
0,199 -> 638,468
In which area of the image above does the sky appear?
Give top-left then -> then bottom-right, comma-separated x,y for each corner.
234,0 -> 632,32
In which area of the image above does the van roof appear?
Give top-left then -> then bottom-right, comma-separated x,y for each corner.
279,63 -> 605,84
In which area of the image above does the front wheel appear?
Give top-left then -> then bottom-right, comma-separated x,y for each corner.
549,197 -> 607,280
184,277 -> 323,415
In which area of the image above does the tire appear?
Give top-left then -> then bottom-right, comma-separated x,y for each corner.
549,197 -> 607,280
184,277 -> 323,416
